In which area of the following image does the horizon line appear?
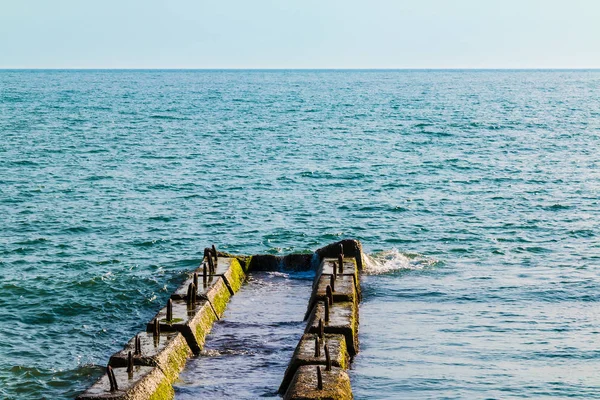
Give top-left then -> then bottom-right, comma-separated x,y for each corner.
1,67 -> 600,71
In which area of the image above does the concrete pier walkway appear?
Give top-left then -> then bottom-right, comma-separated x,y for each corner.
76,240 -> 363,400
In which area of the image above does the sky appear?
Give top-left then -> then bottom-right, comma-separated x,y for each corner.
1,0 -> 599,69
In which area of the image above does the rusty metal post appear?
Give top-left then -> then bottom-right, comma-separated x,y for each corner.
325,344 -> 331,371
314,336 -> 321,357
134,334 -> 141,355
212,244 -> 218,261
107,365 -> 118,391
318,318 -> 324,339
126,351 -> 134,374
166,299 -> 173,322
317,366 -> 323,390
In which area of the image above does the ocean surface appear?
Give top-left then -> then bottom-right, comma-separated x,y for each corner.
1,69 -> 599,399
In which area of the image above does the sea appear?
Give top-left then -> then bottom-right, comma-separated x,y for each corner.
1,70 -> 599,399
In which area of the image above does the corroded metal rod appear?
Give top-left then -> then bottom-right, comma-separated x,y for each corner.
187,282 -> 194,305
208,255 -> 215,274
317,366 -> 323,390
325,344 -> 331,371
134,334 -> 141,355
193,272 -> 198,293
338,253 -> 344,273
324,299 -> 330,323
153,318 -> 160,337
127,351 -> 134,374
333,261 -> 337,280
166,299 -> 173,322
212,244 -> 218,261
318,318 -> 324,339
330,274 -> 335,292
314,336 -> 321,357
107,365 -> 118,392
326,285 -> 333,305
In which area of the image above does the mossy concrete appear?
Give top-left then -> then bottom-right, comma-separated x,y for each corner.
171,257 -> 244,300
145,299 -> 218,355
305,274 -> 356,320
305,301 -> 359,356
108,332 -> 191,385
76,365 -> 173,400
283,365 -> 353,400
279,333 -> 349,395
219,257 -> 245,293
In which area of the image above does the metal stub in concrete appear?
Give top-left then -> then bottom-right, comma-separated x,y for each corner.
315,239 -> 365,271
171,275 -> 230,317
171,257 -> 245,301
283,365 -> 352,400
76,365 -> 172,400
108,331 -> 191,384
278,333 -> 349,395
305,301 -> 359,356
317,258 -> 361,301
305,274 -> 356,320
145,299 -> 218,355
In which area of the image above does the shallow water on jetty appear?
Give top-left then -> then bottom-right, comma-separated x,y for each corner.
174,271 -> 312,399
1,70 -> 600,399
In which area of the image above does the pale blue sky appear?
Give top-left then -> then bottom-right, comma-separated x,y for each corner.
1,0 -> 599,68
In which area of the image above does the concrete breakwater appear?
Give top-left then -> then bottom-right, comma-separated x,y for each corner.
76,240 -> 364,400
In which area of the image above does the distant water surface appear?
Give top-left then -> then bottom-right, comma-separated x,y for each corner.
0,70 -> 599,399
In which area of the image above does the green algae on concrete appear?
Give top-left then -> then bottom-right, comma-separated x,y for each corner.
146,299 -> 218,355
279,333 -> 350,395
305,301 -> 359,356
76,365 -> 173,400
283,365 -> 353,400
109,332 -> 191,385
220,257 -> 245,293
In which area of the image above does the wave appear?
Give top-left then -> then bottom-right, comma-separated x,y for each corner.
363,249 -> 439,275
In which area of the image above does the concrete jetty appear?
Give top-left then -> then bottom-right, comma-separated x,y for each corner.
77,240 -> 363,400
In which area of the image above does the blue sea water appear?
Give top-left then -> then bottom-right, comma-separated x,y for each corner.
1,70 -> 599,399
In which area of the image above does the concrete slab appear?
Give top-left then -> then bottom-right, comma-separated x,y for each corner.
76,365 -> 172,400
171,257 -> 245,301
145,299 -> 218,355
305,274 -> 356,320
279,333 -> 349,395
108,331 -> 191,384
283,365 -> 352,400
305,301 -> 359,356
171,276 -> 230,318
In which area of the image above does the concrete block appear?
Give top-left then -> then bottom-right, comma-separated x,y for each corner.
305,274 -> 356,320
305,301 -> 359,356
315,239 -> 364,271
283,365 -> 353,400
316,258 -> 358,289
145,299 -> 218,355
108,331 -> 191,384
171,257 -> 245,301
76,365 -> 173,400
279,333 -> 349,395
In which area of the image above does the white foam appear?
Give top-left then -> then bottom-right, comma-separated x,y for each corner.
363,249 -> 438,275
